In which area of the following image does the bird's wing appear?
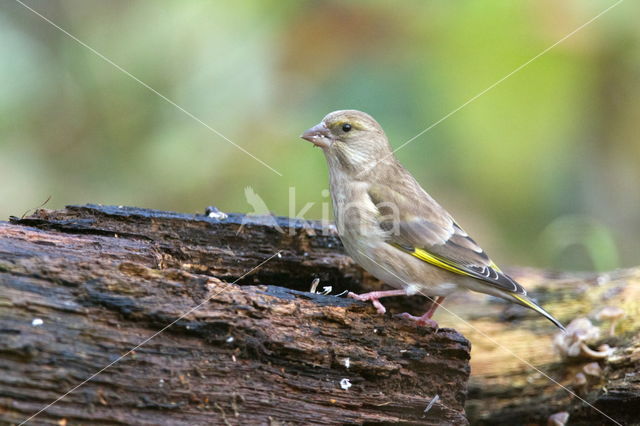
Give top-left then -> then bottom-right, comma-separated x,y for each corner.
368,183 -> 526,295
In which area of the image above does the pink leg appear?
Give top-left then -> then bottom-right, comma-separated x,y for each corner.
425,296 -> 446,318
395,296 -> 446,328
347,289 -> 408,314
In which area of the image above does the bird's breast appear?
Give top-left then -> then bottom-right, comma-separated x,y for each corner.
329,178 -> 383,241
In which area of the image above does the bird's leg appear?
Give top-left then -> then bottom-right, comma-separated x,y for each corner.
395,296 -> 446,328
347,289 -> 408,314
425,296 -> 446,318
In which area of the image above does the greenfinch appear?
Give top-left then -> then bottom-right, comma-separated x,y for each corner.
301,110 -> 564,330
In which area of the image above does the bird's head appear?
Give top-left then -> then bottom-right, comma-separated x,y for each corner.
300,110 -> 393,173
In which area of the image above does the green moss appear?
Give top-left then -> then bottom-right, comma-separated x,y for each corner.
0,261 -> 13,273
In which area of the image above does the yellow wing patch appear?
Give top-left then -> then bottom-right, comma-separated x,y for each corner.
489,261 -> 502,272
393,243 -> 521,293
406,246 -> 474,278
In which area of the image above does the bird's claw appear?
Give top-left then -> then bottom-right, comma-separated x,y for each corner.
347,292 -> 387,314
394,312 -> 439,329
346,291 -> 366,301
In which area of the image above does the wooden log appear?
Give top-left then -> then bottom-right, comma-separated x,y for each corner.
0,205 -> 470,425
443,267 -> 640,425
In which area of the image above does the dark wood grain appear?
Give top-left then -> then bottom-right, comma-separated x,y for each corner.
0,205 -> 470,425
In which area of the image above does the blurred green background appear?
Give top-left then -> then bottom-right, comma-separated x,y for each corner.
1,1 -> 638,271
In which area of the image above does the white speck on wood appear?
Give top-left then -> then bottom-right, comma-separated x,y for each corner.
340,378 -> 352,390
310,278 -> 320,293
423,394 -> 439,416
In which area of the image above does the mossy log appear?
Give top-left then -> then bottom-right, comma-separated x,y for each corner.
2,204 -> 637,425
0,205 -> 470,425
443,264 -> 640,425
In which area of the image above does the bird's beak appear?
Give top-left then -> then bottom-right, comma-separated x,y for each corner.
300,122 -> 332,149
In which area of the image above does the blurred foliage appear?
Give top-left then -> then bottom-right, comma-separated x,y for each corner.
1,0 -> 638,271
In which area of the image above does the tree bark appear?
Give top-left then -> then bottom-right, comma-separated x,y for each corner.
0,205 -> 470,425
3,204 -> 638,425
445,267 -> 640,425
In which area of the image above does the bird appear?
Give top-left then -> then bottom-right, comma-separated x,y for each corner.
300,109 -> 565,330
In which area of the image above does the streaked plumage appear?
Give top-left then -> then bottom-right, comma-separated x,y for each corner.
301,109 -> 564,330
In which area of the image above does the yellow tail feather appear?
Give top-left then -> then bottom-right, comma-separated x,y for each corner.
512,294 -> 565,331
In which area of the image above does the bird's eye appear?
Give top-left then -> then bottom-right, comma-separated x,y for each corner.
342,123 -> 352,132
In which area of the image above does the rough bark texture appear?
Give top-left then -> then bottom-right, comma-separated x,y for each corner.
444,267 -> 640,426
0,205 -> 471,425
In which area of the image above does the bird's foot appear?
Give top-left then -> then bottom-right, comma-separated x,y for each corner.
347,292 -> 386,314
394,312 -> 439,328
347,289 -> 408,315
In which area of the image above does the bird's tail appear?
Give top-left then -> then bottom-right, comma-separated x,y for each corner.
511,293 -> 565,331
